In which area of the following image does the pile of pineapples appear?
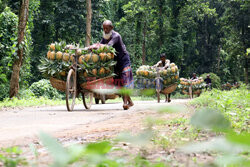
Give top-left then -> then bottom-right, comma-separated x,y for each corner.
179,77 -> 205,90
135,63 -> 179,89
78,44 -> 116,83
39,41 -> 116,82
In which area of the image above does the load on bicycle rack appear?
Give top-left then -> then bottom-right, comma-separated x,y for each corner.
39,41 -> 119,111
135,63 -> 179,103
179,78 -> 206,99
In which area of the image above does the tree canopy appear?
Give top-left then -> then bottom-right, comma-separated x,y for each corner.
0,0 -> 249,99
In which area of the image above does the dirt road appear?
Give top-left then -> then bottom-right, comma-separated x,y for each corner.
0,99 -> 189,147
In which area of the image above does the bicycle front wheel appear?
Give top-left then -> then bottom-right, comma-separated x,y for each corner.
66,69 -> 77,111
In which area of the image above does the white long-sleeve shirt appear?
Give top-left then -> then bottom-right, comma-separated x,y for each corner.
153,60 -> 170,69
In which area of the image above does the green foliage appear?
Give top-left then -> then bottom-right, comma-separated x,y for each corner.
0,5 -> 34,100
29,79 -> 63,99
191,108 -> 231,132
0,7 -> 18,100
39,132 -> 122,167
201,72 -> 221,89
116,129 -> 153,147
0,147 -> 28,167
182,108 -> 250,167
30,0 -> 89,82
0,67 -> 9,101
38,58 -> 70,80
190,86 -> 249,131
1,0 -> 248,100
0,97 -> 84,109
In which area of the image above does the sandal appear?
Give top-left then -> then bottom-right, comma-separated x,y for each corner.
123,104 -> 129,110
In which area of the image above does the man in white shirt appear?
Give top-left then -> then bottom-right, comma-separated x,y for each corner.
153,53 -> 170,69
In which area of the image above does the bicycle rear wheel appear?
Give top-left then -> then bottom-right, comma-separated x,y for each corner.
82,92 -> 93,109
66,69 -> 76,111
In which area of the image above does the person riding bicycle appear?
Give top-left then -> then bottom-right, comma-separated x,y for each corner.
152,53 -> 170,69
204,74 -> 212,90
191,73 -> 198,80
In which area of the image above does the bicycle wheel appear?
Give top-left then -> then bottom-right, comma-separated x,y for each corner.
66,69 -> 76,111
100,94 -> 106,104
157,91 -> 160,103
82,92 -> 93,109
95,98 -> 100,104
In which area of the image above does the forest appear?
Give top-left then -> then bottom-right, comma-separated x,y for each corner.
0,0 -> 249,100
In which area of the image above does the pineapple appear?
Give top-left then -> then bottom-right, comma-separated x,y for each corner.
83,71 -> 88,78
50,51 -> 55,60
63,53 -> 70,61
144,70 -> 149,77
50,43 -> 55,50
47,51 -> 51,59
84,54 -> 91,63
99,52 -> 107,62
79,55 -> 85,64
56,51 -> 63,60
59,71 -> 66,76
92,69 -> 97,76
170,63 -> 175,67
99,67 -> 105,75
163,70 -> 167,76
91,54 -> 99,63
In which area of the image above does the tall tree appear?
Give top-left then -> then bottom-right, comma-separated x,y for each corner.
85,0 -> 92,46
9,0 -> 29,98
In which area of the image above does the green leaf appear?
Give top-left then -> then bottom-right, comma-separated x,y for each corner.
190,108 -> 231,132
158,105 -> 187,114
85,141 -> 112,155
141,89 -> 155,96
181,137 -> 246,154
246,48 -> 250,55
226,132 -> 250,147
118,88 -> 133,96
116,129 -> 153,147
215,154 -> 250,167
39,132 -> 70,167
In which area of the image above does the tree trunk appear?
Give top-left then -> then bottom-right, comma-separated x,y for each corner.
142,20 -> 147,65
158,0 -> 163,47
9,0 -> 29,98
217,46 -> 221,72
241,13 -> 248,85
85,0 -> 92,47
245,57 -> 248,85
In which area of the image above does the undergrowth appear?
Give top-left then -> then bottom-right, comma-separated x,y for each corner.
190,85 -> 249,131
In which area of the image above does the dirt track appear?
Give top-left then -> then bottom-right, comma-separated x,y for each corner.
0,99 -> 189,147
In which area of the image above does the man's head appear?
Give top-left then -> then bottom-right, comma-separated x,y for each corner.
207,74 -> 210,78
160,53 -> 166,62
193,73 -> 196,77
102,20 -> 113,40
